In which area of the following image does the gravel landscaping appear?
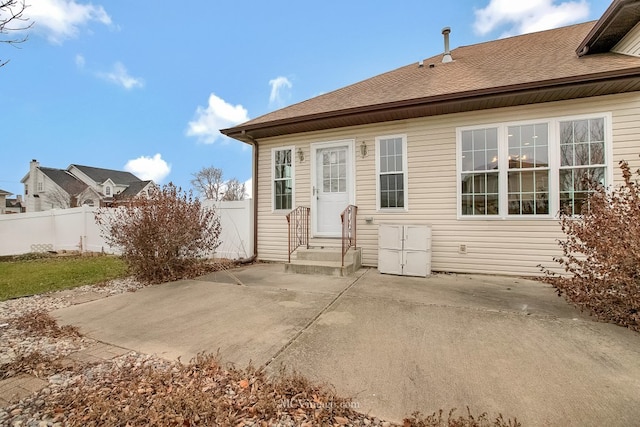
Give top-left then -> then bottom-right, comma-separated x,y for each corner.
0,278 -> 146,426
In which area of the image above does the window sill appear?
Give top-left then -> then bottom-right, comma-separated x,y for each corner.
456,215 -> 558,221
376,207 -> 409,213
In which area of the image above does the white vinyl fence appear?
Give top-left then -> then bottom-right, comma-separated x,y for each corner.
204,199 -> 254,260
0,199 -> 253,259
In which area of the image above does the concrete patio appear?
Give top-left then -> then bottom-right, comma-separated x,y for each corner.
53,264 -> 640,426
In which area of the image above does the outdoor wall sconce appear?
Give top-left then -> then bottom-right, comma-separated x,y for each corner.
297,147 -> 304,162
360,141 -> 368,158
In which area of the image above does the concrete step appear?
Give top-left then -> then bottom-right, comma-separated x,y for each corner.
284,259 -> 357,277
285,247 -> 362,276
296,247 -> 358,263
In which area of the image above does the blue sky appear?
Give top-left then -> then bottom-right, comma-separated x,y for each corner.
1,0 -> 612,198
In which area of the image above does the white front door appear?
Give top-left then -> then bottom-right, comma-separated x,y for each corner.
312,141 -> 354,236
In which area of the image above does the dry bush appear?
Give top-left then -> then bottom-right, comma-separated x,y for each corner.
95,183 -> 221,284
540,159 -> 640,331
404,409 -> 520,427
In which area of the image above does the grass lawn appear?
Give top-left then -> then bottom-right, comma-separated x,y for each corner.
0,254 -> 128,301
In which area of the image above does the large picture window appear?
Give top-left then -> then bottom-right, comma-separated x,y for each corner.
272,147 -> 294,211
376,135 -> 408,210
457,114 -> 610,218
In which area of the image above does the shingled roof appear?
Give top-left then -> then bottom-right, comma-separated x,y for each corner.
71,164 -> 142,185
222,3 -> 640,142
116,180 -> 153,198
40,168 -> 88,196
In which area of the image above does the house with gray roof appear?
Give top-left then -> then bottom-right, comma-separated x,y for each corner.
0,189 -> 11,215
221,0 -> 640,276
4,195 -> 25,214
21,159 -> 154,212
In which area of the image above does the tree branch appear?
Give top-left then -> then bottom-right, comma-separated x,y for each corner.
1,0 -> 32,67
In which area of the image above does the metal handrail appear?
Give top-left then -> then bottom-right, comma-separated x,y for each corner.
340,205 -> 358,267
286,206 -> 310,263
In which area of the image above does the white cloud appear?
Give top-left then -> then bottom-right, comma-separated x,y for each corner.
124,154 -> 171,183
75,54 -> 85,69
269,76 -> 293,108
186,93 -> 250,144
99,62 -> 144,90
474,0 -> 589,37
23,0 -> 112,44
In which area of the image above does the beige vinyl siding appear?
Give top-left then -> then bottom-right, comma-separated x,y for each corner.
255,92 -> 640,275
613,22 -> 640,57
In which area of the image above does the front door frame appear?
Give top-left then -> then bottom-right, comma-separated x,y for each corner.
310,139 -> 356,237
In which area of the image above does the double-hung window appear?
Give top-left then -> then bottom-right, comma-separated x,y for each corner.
559,118 -> 606,215
458,113 -> 610,218
460,128 -> 499,215
272,147 -> 294,211
376,135 -> 408,210
507,123 -> 549,215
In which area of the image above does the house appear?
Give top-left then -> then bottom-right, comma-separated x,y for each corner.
5,195 -> 25,214
21,160 -> 154,212
0,189 -> 11,214
221,0 -> 640,276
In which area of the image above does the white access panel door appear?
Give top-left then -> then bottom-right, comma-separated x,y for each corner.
403,225 -> 432,277
404,225 -> 430,252
404,250 -> 430,277
378,224 -> 404,275
378,224 -> 403,250
378,224 -> 431,277
378,249 -> 404,276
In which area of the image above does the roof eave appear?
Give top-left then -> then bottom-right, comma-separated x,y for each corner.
577,0 -> 640,56
221,67 -> 640,142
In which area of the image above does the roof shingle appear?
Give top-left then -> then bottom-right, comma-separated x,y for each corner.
71,164 -> 142,185
40,168 -> 88,196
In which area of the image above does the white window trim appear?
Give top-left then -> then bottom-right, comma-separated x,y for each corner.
271,145 -> 296,213
456,112 -> 612,220
375,134 -> 409,212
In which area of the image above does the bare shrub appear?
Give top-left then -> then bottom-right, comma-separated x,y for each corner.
540,159 -> 640,331
95,183 -> 221,284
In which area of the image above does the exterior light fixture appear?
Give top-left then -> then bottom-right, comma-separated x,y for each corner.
297,147 -> 304,162
360,141 -> 368,158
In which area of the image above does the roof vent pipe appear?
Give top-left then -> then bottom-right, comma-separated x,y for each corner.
442,27 -> 453,63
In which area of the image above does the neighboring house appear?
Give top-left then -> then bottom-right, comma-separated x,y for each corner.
0,189 -> 11,214
5,195 -> 25,214
221,0 -> 640,276
21,160 -> 154,212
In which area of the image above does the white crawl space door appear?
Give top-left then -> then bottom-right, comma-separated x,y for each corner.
378,224 -> 432,277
